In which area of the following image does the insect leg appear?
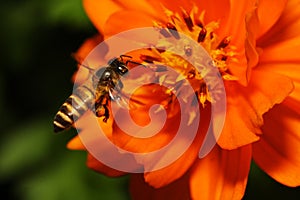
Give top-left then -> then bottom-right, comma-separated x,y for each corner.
95,96 -> 110,122
102,104 -> 110,122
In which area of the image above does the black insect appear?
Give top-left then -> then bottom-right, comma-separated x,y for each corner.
53,55 -> 137,133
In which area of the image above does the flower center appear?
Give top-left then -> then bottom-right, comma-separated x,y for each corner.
140,7 -> 238,107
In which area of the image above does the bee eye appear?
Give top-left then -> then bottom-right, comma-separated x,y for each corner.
118,66 -> 128,74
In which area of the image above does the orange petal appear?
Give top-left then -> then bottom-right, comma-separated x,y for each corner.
142,105 -> 211,188
73,111 -> 145,174
130,173 -> 191,200
112,109 -> 181,153
158,0 -> 194,14
83,0 -> 123,33
257,62 -> 300,101
219,0 -> 257,85
111,84 -> 180,153
256,0 -> 288,39
257,0 -> 300,47
259,35 -> 300,63
253,97 -> 300,187
190,145 -> 252,200
67,135 -> 86,150
86,153 -> 126,177
221,0 -> 256,48
114,0 -> 163,20
75,34 -> 103,59
111,84 -> 211,188
244,5 -> 259,71
72,35 -> 104,84
103,11 -> 154,37
218,69 -> 294,149
196,0 -> 230,26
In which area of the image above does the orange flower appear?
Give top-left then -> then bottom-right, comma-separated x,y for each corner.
67,0 -> 300,199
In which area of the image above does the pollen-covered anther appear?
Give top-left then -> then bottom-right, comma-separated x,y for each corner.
150,7 -> 238,106
140,54 -> 162,63
166,22 -> 180,39
160,28 -> 172,38
181,9 -> 194,31
221,55 -> 228,61
195,20 -> 204,28
197,28 -> 207,43
217,36 -> 231,49
153,21 -> 172,38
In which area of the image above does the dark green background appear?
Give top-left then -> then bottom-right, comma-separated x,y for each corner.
0,0 -> 299,199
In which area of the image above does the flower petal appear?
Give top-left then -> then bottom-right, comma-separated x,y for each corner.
114,0 -> 163,19
67,112 -> 127,177
257,62 -> 300,101
103,11 -> 155,37
158,0 -> 194,14
257,0 -> 300,47
112,84 -> 211,188
113,81 -> 210,188
190,145 -> 252,200
111,84 -> 181,153
220,0 -> 257,85
253,97 -> 300,187
245,5 -> 260,71
83,0 -> 123,33
259,37 -> 300,63
86,153 -> 126,177
72,35 -> 104,84
67,135 -> 85,150
74,34 -> 103,59
222,0 -> 256,48
196,0 -> 230,26
142,105 -> 210,188
256,0 -> 288,39
130,173 -> 191,200
218,69 -> 294,149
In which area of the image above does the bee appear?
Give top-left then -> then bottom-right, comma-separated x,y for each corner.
53,55 -> 138,133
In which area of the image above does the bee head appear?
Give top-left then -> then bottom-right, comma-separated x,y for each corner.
117,64 -> 128,75
109,57 -> 129,75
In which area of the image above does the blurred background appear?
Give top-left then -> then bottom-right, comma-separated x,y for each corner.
0,0 -> 299,199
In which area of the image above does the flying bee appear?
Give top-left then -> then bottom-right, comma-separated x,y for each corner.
53,55 -> 140,133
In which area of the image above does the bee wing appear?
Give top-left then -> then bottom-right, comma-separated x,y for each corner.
109,89 -> 145,110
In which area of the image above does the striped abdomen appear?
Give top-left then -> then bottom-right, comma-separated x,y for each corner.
53,85 -> 95,133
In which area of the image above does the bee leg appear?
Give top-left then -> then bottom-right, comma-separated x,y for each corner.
94,97 -> 104,117
94,102 -> 102,117
102,105 -> 109,122
95,97 -> 110,123
94,104 -> 110,122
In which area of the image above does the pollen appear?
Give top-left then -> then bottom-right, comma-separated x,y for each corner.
148,6 -> 238,107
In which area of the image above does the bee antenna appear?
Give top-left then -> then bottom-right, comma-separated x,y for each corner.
71,53 -> 95,72
79,63 -> 95,72
120,54 -> 133,62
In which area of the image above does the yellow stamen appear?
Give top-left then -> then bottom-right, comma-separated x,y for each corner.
149,7 -> 239,107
